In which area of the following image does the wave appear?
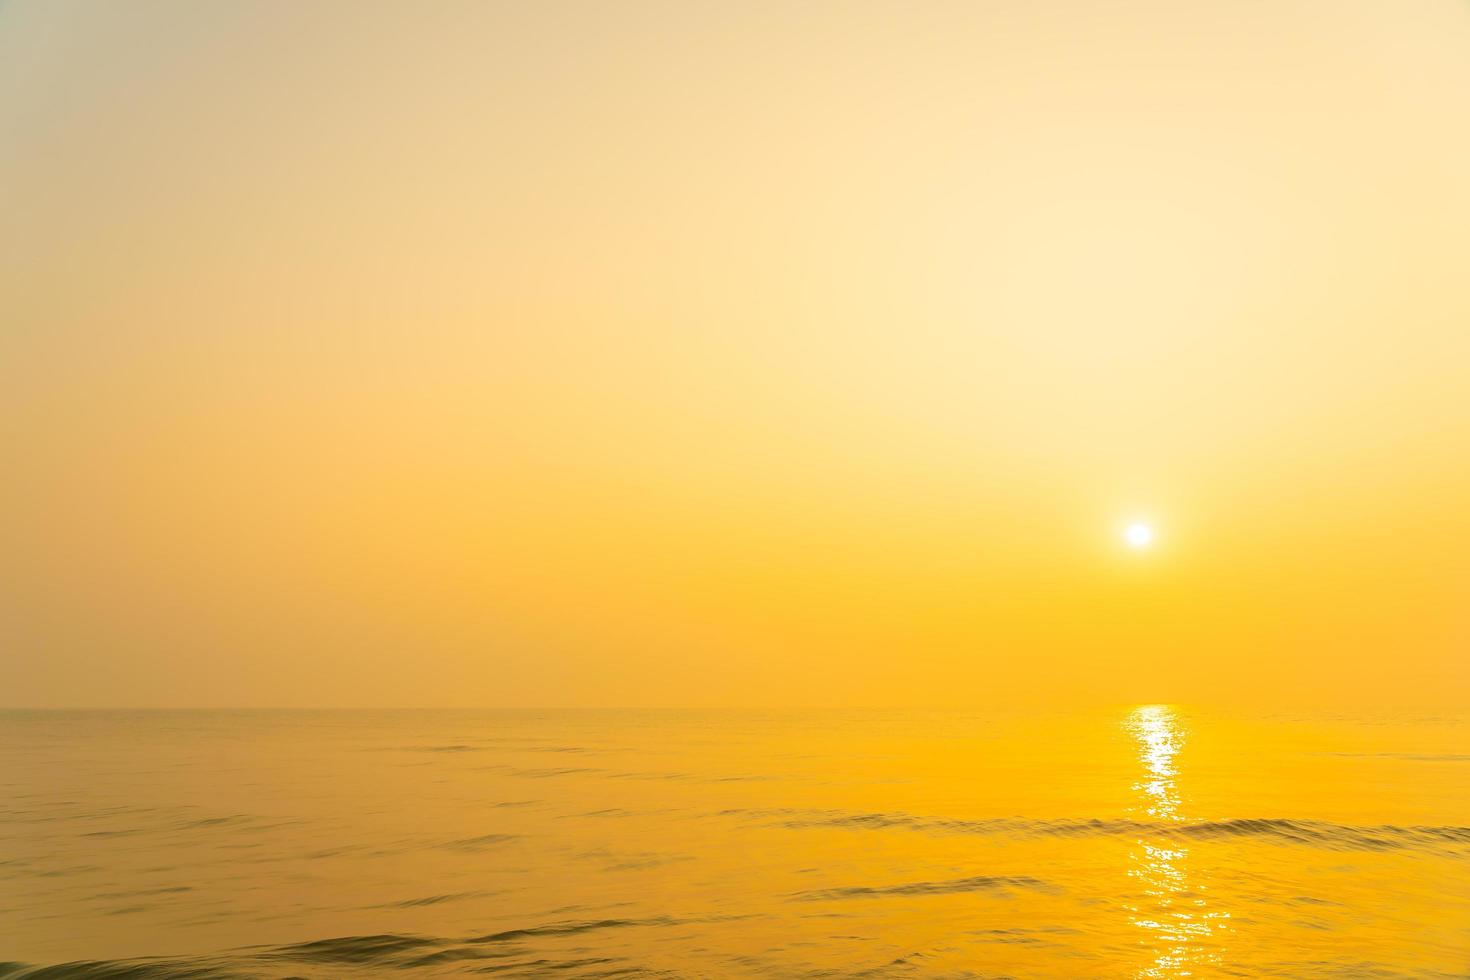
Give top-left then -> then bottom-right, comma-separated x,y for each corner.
792,874 -> 1055,901
375,889 -> 497,908
269,933 -> 440,964
479,765 -> 604,778
725,808 -> 1470,854
404,744 -> 586,754
1329,752 -> 1470,762
438,832 -> 518,852
1,917 -> 716,979
408,744 -> 483,752
0,961 -> 245,980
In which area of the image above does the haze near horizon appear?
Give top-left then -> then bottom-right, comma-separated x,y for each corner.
4,0 -> 1469,708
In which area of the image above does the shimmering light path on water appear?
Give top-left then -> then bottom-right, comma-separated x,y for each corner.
1124,705 -> 1231,978
2,708 -> 1468,977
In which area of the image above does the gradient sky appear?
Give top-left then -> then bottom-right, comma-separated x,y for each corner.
4,0 -> 1468,707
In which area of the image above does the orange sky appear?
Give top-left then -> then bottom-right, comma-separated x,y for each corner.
4,0 -> 1468,707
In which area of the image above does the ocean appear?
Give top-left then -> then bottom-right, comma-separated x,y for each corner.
2,707 -> 1467,977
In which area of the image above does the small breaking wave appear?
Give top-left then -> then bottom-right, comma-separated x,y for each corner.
727,808 -> 1470,855
4,917 -> 702,979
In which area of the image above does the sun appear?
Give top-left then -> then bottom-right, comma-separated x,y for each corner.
1124,522 -> 1154,549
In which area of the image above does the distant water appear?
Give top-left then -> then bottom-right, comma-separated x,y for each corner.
3,707 -> 1468,978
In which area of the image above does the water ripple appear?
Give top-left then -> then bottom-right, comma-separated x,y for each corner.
732,809 -> 1470,855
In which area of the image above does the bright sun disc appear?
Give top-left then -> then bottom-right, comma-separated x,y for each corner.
1125,522 -> 1154,549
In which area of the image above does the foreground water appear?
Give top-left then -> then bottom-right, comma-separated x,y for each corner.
2,707 -> 1467,978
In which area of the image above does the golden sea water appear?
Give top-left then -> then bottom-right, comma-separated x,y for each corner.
2,707 -> 1468,978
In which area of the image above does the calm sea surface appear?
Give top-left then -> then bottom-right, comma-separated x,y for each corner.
2,708 -> 1467,978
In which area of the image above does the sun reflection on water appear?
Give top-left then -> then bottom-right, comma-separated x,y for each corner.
1130,704 -> 1184,820
1124,705 -> 1230,978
